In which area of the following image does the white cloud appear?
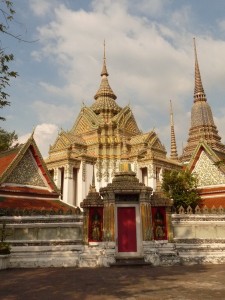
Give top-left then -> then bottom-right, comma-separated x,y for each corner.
33,101 -> 75,125
129,0 -> 172,17
29,0 -> 59,17
18,123 -> 59,158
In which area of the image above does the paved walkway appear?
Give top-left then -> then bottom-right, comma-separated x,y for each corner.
1,264 -> 225,299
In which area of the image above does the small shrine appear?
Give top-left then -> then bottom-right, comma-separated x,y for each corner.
81,162 -> 172,261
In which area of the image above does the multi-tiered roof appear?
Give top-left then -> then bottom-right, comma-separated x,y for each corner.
180,38 -> 225,163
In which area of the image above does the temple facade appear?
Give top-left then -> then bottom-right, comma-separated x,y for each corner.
45,47 -> 180,207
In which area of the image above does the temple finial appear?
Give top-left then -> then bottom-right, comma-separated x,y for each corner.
193,38 -> 206,102
170,100 -> 178,160
103,39 -> 106,60
101,39 -> 108,77
31,126 -> 36,139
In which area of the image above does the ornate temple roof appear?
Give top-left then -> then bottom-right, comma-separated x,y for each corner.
180,39 -> 225,163
91,43 -> 121,117
0,134 -> 59,196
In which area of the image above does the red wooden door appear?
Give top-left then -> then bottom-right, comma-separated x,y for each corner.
117,207 -> 137,252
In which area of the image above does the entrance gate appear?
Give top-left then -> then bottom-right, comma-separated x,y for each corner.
117,207 -> 137,252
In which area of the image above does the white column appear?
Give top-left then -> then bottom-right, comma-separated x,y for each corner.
63,164 -> 74,205
147,163 -> 154,189
77,161 -> 86,208
53,168 -> 61,188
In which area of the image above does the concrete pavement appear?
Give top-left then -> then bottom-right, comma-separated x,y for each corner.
1,264 -> 225,299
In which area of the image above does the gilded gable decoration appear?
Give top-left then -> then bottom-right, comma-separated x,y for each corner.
6,150 -> 46,187
71,107 -> 101,135
193,151 -> 225,186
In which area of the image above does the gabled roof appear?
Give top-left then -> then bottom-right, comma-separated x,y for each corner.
49,129 -> 86,153
0,134 -> 59,196
0,146 -> 20,177
188,139 -> 225,174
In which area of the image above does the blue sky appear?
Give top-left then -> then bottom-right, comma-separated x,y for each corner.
2,0 -> 225,157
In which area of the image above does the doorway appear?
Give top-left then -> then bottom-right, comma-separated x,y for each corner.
116,204 -> 141,257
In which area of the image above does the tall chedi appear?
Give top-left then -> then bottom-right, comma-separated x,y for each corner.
170,100 -> 178,161
180,38 -> 225,163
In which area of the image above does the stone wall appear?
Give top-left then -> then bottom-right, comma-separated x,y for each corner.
2,212 -> 225,268
141,213 -> 225,266
0,215 -> 115,268
172,213 -> 225,240
171,213 -> 225,265
0,215 -> 84,268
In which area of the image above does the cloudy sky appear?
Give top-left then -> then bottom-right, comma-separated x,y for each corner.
2,0 -> 225,158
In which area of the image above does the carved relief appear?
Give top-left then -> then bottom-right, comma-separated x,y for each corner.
6,150 -> 46,187
148,164 -> 154,179
102,159 -> 109,182
96,159 -> 102,182
82,160 -> 86,182
65,164 -> 73,179
193,151 -> 225,186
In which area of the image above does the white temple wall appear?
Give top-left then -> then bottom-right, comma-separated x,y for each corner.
172,214 -> 225,240
86,163 -> 94,191
3,213 -> 225,268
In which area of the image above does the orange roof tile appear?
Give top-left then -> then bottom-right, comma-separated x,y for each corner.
0,197 -> 77,212
202,197 -> 225,208
0,185 -> 58,196
0,150 -> 18,176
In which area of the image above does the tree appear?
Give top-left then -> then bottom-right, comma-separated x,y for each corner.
0,0 -> 18,119
0,127 -> 17,151
0,1 -> 18,151
161,169 -> 201,210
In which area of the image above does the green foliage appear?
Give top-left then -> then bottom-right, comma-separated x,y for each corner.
0,127 -> 18,151
0,1 -> 19,150
0,1 -> 18,120
161,169 -> 201,210
0,51 -> 17,120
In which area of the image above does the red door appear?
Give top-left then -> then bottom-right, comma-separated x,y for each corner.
117,207 -> 137,252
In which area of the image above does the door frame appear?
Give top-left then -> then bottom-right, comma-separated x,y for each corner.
115,203 -> 142,257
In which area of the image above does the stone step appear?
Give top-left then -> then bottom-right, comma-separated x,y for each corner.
110,257 -> 152,268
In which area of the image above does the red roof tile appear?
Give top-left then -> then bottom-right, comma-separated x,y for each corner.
0,150 -> 18,176
0,197 -> 77,212
0,185 -> 57,196
202,198 -> 225,208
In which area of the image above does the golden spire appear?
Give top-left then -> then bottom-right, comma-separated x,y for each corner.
170,100 -> 178,160
92,40 -> 120,118
101,40 -> 108,77
193,38 -> 206,102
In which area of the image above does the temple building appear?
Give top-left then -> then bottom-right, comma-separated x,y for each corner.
0,134 -> 69,214
181,39 -> 225,207
45,46 -> 181,207
180,39 -> 225,164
